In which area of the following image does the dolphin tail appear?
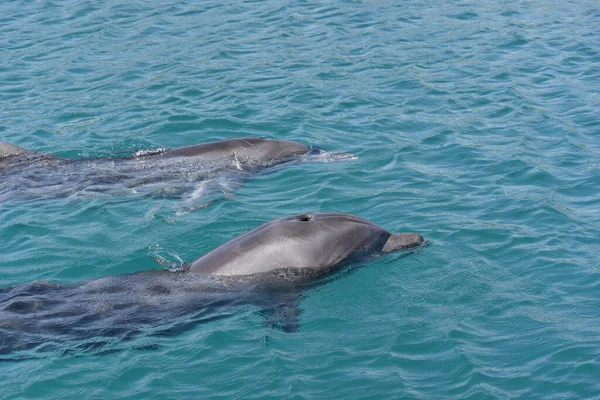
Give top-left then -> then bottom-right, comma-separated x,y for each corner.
382,233 -> 425,253
0,142 -> 34,159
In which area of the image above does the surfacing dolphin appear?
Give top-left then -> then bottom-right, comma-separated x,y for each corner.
189,212 -> 425,278
0,213 -> 424,358
0,138 -> 353,210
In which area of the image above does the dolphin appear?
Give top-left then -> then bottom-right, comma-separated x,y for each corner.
0,137 -> 351,209
0,137 -> 311,166
0,142 -> 33,159
190,212 -> 425,278
0,213 -> 424,358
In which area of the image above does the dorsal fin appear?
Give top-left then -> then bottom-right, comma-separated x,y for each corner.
0,142 -> 33,159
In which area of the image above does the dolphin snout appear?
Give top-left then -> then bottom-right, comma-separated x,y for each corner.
381,233 -> 425,253
407,233 -> 425,247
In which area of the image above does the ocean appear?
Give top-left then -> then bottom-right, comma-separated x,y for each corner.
1,0 -> 599,398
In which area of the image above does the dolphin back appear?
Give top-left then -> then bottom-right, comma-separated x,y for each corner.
190,213 -> 393,277
162,137 -> 310,168
0,142 -> 33,159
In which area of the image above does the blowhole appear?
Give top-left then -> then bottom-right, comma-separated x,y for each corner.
296,214 -> 312,222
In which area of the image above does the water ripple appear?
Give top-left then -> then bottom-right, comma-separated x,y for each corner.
1,0 -> 600,398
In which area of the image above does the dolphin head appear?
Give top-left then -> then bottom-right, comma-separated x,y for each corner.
163,137 -> 310,169
233,138 -> 310,167
281,213 -> 425,255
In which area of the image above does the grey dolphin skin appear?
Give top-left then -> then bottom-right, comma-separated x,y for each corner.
160,137 -> 310,167
0,213 -> 424,358
190,212 -> 425,278
0,137 -> 338,206
0,137 -> 311,169
0,142 -> 33,158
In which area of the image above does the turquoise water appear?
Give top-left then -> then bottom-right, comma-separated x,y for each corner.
1,0 -> 599,397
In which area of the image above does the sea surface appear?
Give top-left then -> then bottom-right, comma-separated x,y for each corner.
1,0 -> 599,398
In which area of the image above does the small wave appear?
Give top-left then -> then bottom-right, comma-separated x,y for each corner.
148,244 -> 186,272
133,148 -> 166,157
304,151 -> 358,163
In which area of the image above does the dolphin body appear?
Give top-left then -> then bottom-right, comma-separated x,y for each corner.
0,213 -> 424,358
189,213 -> 425,277
0,138 -> 339,209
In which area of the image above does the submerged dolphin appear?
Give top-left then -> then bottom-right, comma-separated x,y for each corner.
0,213 -> 424,358
0,138 -> 351,209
